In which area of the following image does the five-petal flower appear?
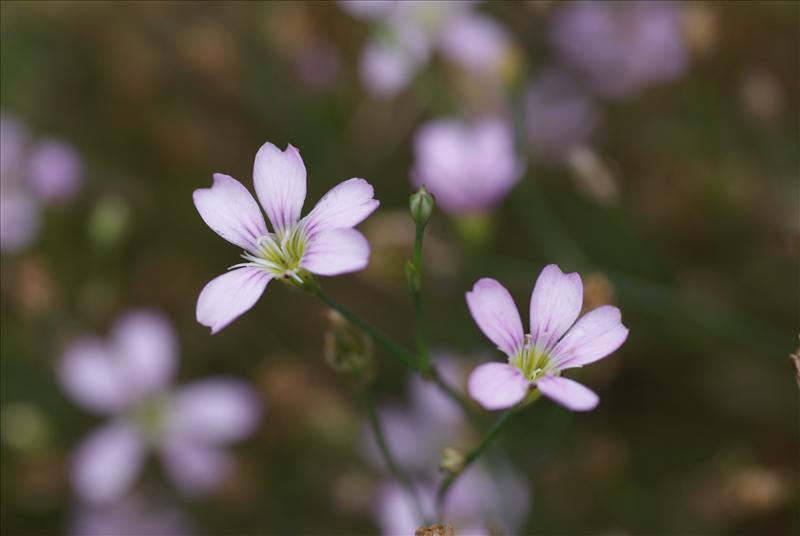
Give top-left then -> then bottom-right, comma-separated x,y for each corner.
58,310 -> 260,504
193,142 -> 380,333
466,264 -> 629,411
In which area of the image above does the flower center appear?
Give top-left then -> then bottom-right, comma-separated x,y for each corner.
130,394 -> 168,445
510,335 -> 555,382
240,224 -> 309,282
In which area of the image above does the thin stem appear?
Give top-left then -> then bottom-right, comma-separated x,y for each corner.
310,283 -> 479,417
410,224 -> 431,371
436,409 -> 515,519
362,387 -> 430,524
311,285 -> 422,371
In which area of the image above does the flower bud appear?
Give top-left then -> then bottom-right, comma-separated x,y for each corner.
409,186 -> 435,228
323,311 -> 374,380
439,446 -> 465,475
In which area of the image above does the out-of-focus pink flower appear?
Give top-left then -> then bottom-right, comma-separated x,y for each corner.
58,310 -> 260,504
466,264 -> 629,411
411,118 -> 523,215
361,361 -> 463,472
0,114 -> 28,180
362,359 -> 530,534
193,142 -> 379,333
525,70 -> 600,163
375,462 -> 529,536
549,1 -> 687,99
71,492 -> 193,536
0,193 -> 41,253
340,1 -> 512,97
0,113 -> 84,253
26,138 -> 84,203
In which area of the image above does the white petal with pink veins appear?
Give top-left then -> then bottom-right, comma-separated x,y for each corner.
193,173 -> 267,251
552,305 -> 629,369
467,362 -> 530,410
253,142 -> 307,232
301,227 -> 370,276
466,278 -> 525,357
303,178 -> 379,236
535,375 -> 599,411
529,264 -> 583,351
196,267 -> 272,334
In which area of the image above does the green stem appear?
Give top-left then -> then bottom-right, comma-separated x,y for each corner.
362,386 -> 430,524
410,224 -> 431,372
310,282 -> 479,418
436,410 -> 515,519
311,284 -> 422,371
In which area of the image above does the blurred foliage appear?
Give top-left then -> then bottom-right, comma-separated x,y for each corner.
1,1 -> 798,535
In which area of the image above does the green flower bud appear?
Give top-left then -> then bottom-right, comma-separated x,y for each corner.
409,186 -> 435,228
439,446 -> 466,475
323,311 -> 374,381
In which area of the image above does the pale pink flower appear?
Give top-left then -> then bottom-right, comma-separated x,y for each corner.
363,359 -> 530,534
0,113 -> 84,253
58,310 -> 260,504
340,1 -> 512,97
193,142 -> 379,333
71,492 -> 193,536
26,137 -> 84,203
411,118 -> 523,214
467,265 -> 629,411
549,0 -> 687,99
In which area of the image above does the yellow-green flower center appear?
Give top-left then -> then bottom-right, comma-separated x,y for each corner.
510,335 -> 555,382
240,225 -> 309,282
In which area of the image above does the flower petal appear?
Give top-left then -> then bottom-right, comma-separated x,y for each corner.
535,375 -> 599,411
439,12 -> 509,75
193,173 -> 267,251
552,305 -> 629,369
71,421 -> 146,504
301,227 -> 370,276
253,142 -> 307,232
112,310 -> 177,399
303,178 -> 379,236
196,267 -> 272,334
465,278 -> 524,356
529,264 -> 583,351
167,379 -> 260,445
467,362 -> 529,410
160,440 -> 231,495
58,338 -> 130,414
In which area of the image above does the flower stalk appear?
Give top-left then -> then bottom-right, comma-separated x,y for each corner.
435,409 -> 516,520
361,381 -> 430,525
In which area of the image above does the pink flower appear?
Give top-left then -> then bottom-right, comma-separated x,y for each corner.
340,1 -> 512,97
362,359 -> 530,534
411,118 -> 523,215
549,1 -> 687,99
70,492 -> 193,536
0,114 -> 84,253
466,265 -> 629,411
58,310 -> 260,504
193,142 -> 379,333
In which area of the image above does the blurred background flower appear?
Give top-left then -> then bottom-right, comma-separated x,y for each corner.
362,358 -> 530,535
